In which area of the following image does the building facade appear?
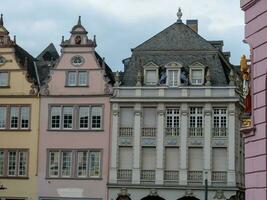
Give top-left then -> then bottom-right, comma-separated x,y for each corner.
0,15 -> 40,200
108,12 -> 245,200
240,0 -> 267,199
37,17 -> 114,200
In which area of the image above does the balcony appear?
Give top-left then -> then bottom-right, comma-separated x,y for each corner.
165,127 -> 180,136
164,170 -> 179,183
119,127 -> 133,137
212,171 -> 227,184
117,169 -> 132,182
188,171 -> 203,185
141,170 -> 155,182
189,127 -> 203,137
142,128 -> 156,137
212,128 -> 227,137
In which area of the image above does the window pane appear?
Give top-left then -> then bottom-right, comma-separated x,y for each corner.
21,107 -> 30,129
51,107 -> 61,129
191,69 -> 203,84
63,107 -> 73,129
168,70 -> 178,86
89,151 -> 100,177
18,151 -> 27,176
0,107 -> 6,129
146,70 -> 157,85
77,151 -> 88,177
0,72 -> 8,86
67,72 -> 77,86
78,72 -> 87,86
91,107 -> 102,129
61,151 -> 72,177
79,107 -> 89,129
10,107 -> 19,129
49,151 -> 59,177
0,151 -> 4,176
8,151 -> 17,176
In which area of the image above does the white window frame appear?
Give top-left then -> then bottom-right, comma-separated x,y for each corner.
49,151 -> 60,177
61,151 -> 73,178
165,62 -> 182,87
189,62 -> 205,85
20,107 -> 30,129
91,106 -> 103,130
143,62 -> 159,85
10,106 -> 19,129
62,107 -> 73,130
79,106 -> 90,129
166,108 -> 180,136
50,106 -> 62,130
213,108 -> 227,128
66,71 -> 88,87
189,107 -> 203,128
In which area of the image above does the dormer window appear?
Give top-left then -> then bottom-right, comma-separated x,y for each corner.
143,62 -> 159,85
165,62 -> 182,87
189,62 -> 205,85
0,72 -> 8,87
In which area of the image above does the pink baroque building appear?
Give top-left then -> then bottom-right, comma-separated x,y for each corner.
240,0 -> 267,200
38,17 -> 114,200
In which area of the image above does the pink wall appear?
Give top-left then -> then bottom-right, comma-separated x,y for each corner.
241,0 -> 267,199
38,23 -> 112,199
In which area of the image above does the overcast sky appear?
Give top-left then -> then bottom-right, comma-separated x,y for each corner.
1,0 -> 249,70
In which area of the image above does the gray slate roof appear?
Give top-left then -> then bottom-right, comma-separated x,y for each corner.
122,21 -> 234,86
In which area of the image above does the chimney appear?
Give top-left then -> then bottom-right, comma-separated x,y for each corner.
186,20 -> 198,33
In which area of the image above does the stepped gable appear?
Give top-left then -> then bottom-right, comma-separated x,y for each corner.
122,20 -> 234,86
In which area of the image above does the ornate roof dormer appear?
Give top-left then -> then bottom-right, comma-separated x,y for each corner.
0,14 -> 15,47
61,16 -> 96,48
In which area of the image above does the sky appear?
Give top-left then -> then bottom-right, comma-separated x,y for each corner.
1,0 -> 249,71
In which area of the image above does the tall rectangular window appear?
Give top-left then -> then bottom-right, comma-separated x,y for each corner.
0,72 -> 8,87
165,147 -> 179,170
20,107 -> 30,129
10,107 -> 19,129
49,151 -> 60,177
0,107 -> 6,129
77,151 -> 88,177
213,108 -> 227,128
51,107 -> 61,129
119,147 -> 133,169
79,107 -> 90,129
142,147 -> 156,170
89,151 -> 101,177
67,72 -> 77,86
190,107 -> 203,128
78,71 -> 88,86
0,151 -> 4,176
18,151 -> 27,176
145,70 -> 157,85
8,151 -> 17,176
168,70 -> 179,87
166,108 -> 180,136
63,107 -> 73,129
91,107 -> 102,129
61,151 -> 72,177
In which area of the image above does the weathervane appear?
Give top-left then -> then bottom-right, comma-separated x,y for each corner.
177,7 -> 182,22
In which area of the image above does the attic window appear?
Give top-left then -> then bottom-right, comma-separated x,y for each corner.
165,62 -> 182,87
143,62 -> 159,85
189,62 -> 205,85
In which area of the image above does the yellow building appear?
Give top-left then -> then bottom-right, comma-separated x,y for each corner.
0,14 -> 39,200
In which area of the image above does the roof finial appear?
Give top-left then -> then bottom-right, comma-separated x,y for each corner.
0,14 -> 3,26
78,16 -> 81,25
177,7 -> 182,23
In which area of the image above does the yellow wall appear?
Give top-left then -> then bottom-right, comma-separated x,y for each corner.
0,47 -> 39,200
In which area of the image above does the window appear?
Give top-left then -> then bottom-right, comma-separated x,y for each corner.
91,106 -> 102,129
0,149 -> 28,177
50,105 -> 103,130
167,70 -> 179,87
66,71 -> 88,87
63,107 -> 73,129
51,107 -> 61,129
191,69 -> 203,85
48,150 -> 101,179
0,107 -> 6,129
143,62 -> 159,85
0,72 -> 8,86
189,107 -> 203,137
0,37 -> 4,45
20,107 -> 30,129
72,56 -> 84,66
0,106 -> 30,130
166,108 -> 180,136
213,108 -> 227,137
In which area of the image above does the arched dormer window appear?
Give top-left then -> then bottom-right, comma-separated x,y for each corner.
189,62 -> 205,85
165,62 -> 182,87
143,62 -> 159,85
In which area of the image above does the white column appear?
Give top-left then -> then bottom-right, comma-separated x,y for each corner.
179,103 -> 188,185
109,103 -> 119,183
156,103 -> 165,184
204,103 -> 212,184
132,103 -> 142,184
227,103 -> 236,186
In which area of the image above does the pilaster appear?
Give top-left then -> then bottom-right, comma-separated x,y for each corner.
204,103 -> 212,184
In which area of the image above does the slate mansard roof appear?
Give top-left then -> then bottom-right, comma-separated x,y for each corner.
122,20 -> 235,86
